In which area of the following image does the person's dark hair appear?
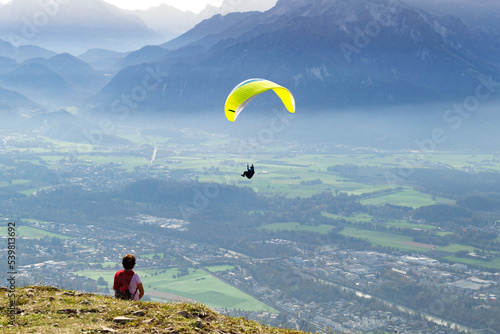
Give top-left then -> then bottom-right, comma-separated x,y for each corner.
122,254 -> 136,270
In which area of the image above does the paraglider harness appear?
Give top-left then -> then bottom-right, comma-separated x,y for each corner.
242,164 -> 255,179
113,270 -> 138,300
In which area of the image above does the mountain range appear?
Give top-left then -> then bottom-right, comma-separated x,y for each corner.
0,52 -> 108,107
92,0 -> 500,114
128,0 -> 278,41
0,0 -> 499,118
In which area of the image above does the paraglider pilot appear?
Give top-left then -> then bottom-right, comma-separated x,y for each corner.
241,164 -> 255,179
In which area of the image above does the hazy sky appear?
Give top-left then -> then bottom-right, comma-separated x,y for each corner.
103,0 -> 224,12
0,0 -> 225,12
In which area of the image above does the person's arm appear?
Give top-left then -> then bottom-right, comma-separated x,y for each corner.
137,282 -> 145,299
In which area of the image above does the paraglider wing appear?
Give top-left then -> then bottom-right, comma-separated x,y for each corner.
224,78 -> 295,122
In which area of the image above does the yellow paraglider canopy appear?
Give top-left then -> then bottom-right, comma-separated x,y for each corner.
224,78 -> 295,122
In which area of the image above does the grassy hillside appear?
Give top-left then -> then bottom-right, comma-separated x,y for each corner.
0,286 -> 306,334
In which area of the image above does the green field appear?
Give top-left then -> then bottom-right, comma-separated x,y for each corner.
0,225 -> 71,239
323,212 -> 440,232
259,221 -> 440,252
437,243 -> 481,253
360,188 -> 454,208
445,256 -> 500,270
98,261 -> 119,269
323,213 -> 438,230
384,219 -> 437,230
19,188 -> 39,195
260,222 -> 336,234
260,221 -> 471,257
338,226 -> 436,252
0,179 -> 31,188
140,253 -> 164,260
323,212 -> 374,223
74,266 -> 275,312
23,219 -> 53,225
12,179 -> 31,185
339,227 -> 500,266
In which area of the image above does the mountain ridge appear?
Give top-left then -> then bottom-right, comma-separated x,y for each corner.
0,39 -> 56,62
91,0 -> 500,115
0,52 -> 109,108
